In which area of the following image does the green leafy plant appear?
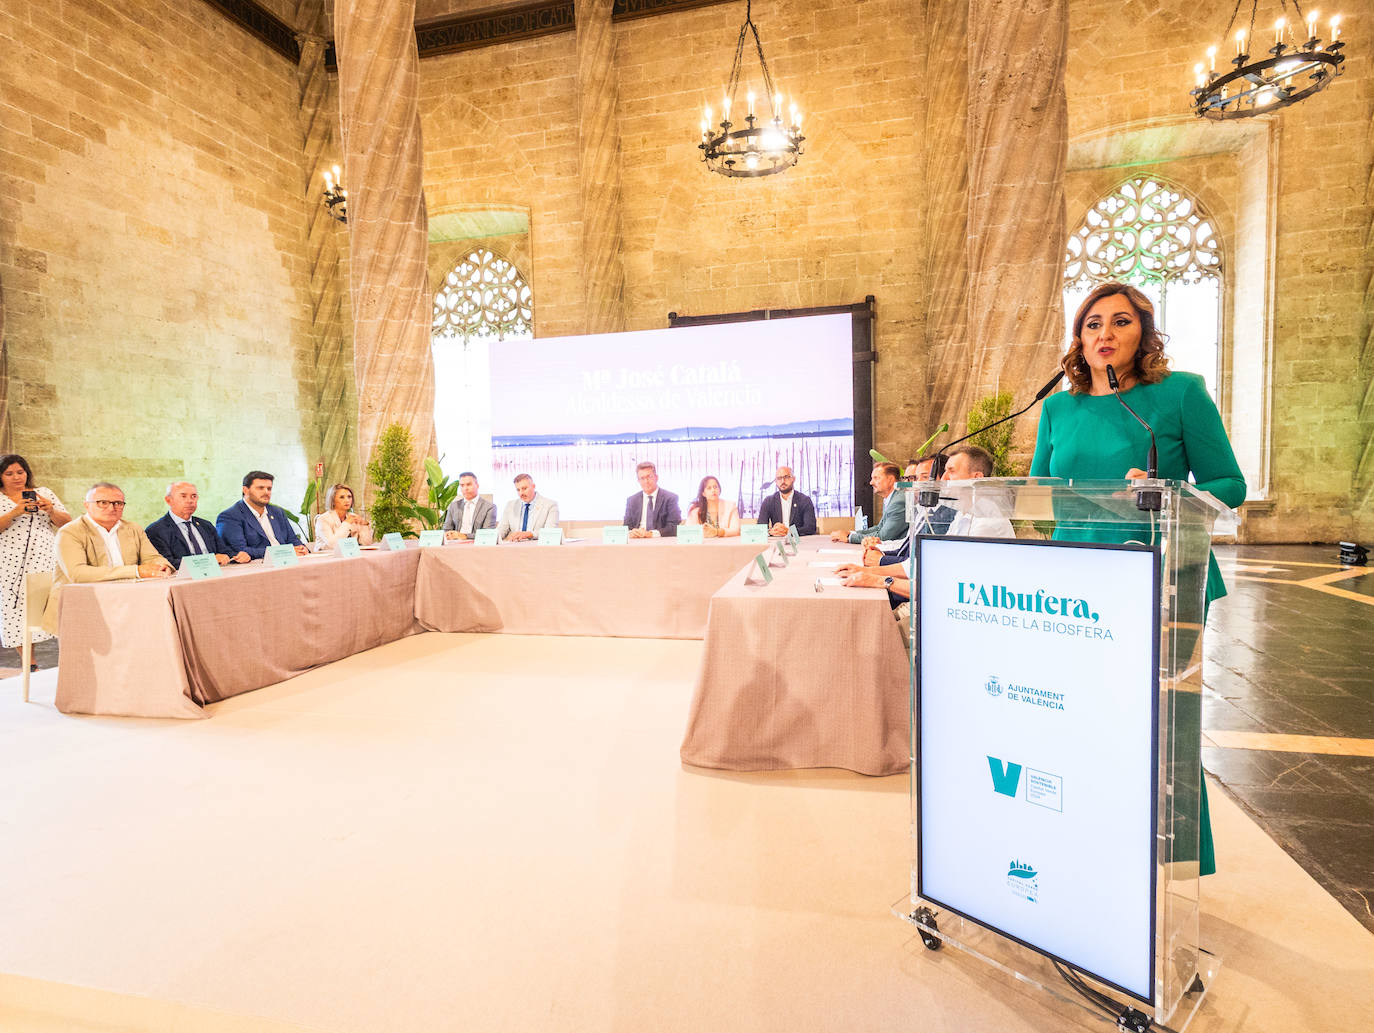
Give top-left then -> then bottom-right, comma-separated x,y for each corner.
367,423 -> 417,538
401,456 -> 460,531
294,478 -> 320,542
967,392 -> 1017,477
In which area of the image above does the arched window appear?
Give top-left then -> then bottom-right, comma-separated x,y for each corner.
431,248 -> 533,484
1063,177 -> 1224,399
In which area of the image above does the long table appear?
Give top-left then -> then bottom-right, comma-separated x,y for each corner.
679,537 -> 911,776
54,538 -> 768,718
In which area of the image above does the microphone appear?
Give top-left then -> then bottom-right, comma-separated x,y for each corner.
916,368 -> 1064,506
1105,364 -> 1161,512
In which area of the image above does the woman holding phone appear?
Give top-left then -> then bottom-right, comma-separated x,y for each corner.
0,453 -> 72,653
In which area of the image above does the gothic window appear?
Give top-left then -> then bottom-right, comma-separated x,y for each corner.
432,248 -> 533,341
1063,178 -> 1224,399
431,249 -> 533,485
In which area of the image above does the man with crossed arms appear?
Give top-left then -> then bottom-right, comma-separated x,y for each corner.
496,473 -> 559,542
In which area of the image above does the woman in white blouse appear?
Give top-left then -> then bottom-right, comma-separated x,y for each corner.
314,483 -> 374,549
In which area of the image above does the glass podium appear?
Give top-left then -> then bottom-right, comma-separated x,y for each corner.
892,477 -> 1236,1032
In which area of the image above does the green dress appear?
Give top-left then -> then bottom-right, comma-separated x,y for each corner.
1029,371 -> 1246,876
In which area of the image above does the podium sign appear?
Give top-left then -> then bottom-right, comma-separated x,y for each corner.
916,535 -> 1159,1004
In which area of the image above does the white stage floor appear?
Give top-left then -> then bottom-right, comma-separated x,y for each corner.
1,633 -> 1370,1032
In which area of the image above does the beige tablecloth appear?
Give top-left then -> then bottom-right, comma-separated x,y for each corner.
170,549 -> 422,704
55,550 -> 421,716
680,538 -> 911,776
415,538 -> 767,639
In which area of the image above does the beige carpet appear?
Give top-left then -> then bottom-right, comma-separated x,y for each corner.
0,633 -> 1369,1033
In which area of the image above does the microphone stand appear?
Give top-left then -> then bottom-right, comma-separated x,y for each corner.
916,369 -> 1064,508
1105,364 -> 1161,513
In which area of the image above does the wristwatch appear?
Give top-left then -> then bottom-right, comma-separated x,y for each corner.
883,576 -> 895,588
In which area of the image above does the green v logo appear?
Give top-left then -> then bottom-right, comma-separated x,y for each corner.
987,756 -> 1022,797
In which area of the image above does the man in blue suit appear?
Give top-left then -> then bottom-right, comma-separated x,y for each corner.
831,461 -> 908,544
146,481 -> 249,568
624,461 -> 681,538
216,470 -> 307,560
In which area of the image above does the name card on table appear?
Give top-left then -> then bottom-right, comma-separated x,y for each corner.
474,528 -> 499,546
180,553 -> 222,579
677,526 -> 704,545
741,524 -> 769,544
419,529 -> 445,548
537,527 -> 564,546
746,553 -> 774,585
265,544 -> 299,568
787,526 -> 800,547
383,533 -> 406,551
601,525 -> 630,545
336,538 -> 362,558
774,540 -> 791,565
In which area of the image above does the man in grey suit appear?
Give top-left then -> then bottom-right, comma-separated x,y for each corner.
497,473 -> 559,541
831,461 -> 908,544
443,472 -> 497,540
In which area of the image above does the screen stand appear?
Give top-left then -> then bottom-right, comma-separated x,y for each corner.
890,898 -> 1221,1032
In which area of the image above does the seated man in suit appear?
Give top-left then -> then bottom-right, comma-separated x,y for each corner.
496,473 -> 559,541
755,465 -> 818,537
830,461 -> 908,544
216,470 -> 307,561
443,472 -> 496,540
624,461 -> 681,538
146,481 -> 249,568
41,482 -> 172,634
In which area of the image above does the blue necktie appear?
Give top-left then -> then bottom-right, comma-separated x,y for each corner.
183,520 -> 204,554
521,503 -> 530,531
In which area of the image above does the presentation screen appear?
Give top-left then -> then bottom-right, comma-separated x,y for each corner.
916,536 -> 1159,1004
476,313 -> 855,521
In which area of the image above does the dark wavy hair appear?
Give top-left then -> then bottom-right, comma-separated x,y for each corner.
693,475 -> 722,520
1062,282 -> 1171,393
0,454 -> 33,489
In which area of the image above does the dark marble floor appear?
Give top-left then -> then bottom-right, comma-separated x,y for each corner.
1207,544 -> 1374,933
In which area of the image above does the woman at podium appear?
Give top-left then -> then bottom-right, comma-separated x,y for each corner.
1029,282 -> 1246,876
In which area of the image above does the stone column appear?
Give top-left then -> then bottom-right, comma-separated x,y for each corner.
0,285 -> 11,453
334,0 -> 437,492
1355,137 -> 1374,522
918,0 -> 972,442
295,0 -> 357,487
962,0 -> 1069,448
576,0 -> 627,335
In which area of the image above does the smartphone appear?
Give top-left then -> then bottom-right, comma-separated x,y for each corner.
20,488 -> 38,512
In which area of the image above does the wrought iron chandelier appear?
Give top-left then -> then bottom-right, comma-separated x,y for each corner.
697,0 -> 804,178
321,164 -> 348,223
1189,3 -> 1347,119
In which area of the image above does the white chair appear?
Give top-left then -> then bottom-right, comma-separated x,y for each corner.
19,571 -> 53,704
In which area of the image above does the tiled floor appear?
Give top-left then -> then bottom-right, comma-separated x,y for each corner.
5,545 -> 1372,937
1209,544 -> 1374,933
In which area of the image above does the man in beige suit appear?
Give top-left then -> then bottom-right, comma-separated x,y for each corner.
41,481 -> 172,634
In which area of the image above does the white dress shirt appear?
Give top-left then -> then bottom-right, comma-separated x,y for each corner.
85,515 -> 125,567
640,491 -> 661,536
780,492 -> 793,528
460,499 -> 478,535
249,504 -> 280,546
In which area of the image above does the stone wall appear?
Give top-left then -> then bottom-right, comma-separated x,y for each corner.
0,0 -> 316,524
1064,0 -> 1374,540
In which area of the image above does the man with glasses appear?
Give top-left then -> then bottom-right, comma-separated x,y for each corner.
755,465 -> 817,537
41,482 -> 172,633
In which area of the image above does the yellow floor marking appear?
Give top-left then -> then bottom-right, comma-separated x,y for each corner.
1204,730 -> 1374,758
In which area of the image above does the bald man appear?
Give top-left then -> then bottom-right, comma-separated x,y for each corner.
145,481 -> 248,567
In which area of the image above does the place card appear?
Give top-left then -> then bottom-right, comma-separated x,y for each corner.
474,528 -> 499,546
747,553 -> 774,585
741,524 -> 769,544
537,527 -> 564,546
383,533 -> 406,551
336,537 -> 362,558
774,540 -> 790,564
787,526 -> 800,546
677,526 -> 704,545
265,544 -> 300,568
419,529 -> 444,548
180,553 -> 222,579
601,525 -> 630,544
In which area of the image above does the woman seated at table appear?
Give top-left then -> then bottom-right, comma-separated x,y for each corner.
314,483 -> 374,549
683,476 -> 740,537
